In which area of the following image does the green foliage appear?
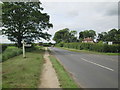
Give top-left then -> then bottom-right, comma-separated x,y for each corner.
79,30 -> 96,39
53,28 -> 78,43
2,2 -> 53,47
53,28 -> 70,43
0,44 -> 16,52
62,43 -> 119,53
2,46 -> 22,62
56,42 -> 65,47
97,29 -> 120,42
98,41 -> 103,44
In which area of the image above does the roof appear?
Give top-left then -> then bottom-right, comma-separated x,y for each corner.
83,37 -> 93,41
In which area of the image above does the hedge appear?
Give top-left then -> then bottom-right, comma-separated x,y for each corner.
2,46 -> 22,62
0,44 -> 16,53
58,42 -> 119,53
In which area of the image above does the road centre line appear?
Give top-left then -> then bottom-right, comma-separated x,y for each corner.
81,58 -> 114,71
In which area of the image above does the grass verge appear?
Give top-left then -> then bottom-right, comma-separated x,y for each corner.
2,48 -> 44,88
57,47 -> 120,56
49,52 -> 79,88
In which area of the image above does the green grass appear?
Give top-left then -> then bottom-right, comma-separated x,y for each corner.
2,48 -> 45,88
0,63 -> 2,89
58,47 -> 120,56
49,54 -> 79,88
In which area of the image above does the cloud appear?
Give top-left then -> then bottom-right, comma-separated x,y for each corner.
41,2 -> 118,41
100,2 -> 118,16
67,10 -> 79,17
2,2 -> 118,43
106,8 -> 118,16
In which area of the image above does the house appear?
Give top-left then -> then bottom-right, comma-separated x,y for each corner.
82,37 -> 94,43
103,41 -> 120,45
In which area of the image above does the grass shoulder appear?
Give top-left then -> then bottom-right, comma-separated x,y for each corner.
48,49 -> 80,88
2,48 -> 45,88
57,47 -> 120,56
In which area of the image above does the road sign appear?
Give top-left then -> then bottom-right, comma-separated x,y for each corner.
24,44 -> 31,47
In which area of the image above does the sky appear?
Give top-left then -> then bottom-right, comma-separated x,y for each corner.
0,0 -> 119,43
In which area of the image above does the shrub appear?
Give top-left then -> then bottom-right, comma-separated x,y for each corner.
1,44 -> 7,52
2,46 -> 22,62
0,44 -> 16,53
61,42 -> 119,53
56,42 -> 65,47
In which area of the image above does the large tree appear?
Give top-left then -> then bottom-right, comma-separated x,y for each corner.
2,2 -> 53,47
53,28 -> 70,43
97,29 -> 120,42
53,28 -> 78,43
69,30 -> 78,42
79,30 -> 96,39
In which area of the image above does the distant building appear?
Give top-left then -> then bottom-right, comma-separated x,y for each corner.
103,41 -> 120,45
108,42 -> 113,45
82,37 -> 94,43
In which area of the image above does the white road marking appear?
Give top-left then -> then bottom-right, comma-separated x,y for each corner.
81,58 -> 114,71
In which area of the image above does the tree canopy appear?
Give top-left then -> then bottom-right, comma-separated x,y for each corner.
53,28 -> 120,44
53,28 -> 70,43
79,30 -> 96,39
2,2 -> 53,47
53,28 -> 78,43
97,29 -> 120,42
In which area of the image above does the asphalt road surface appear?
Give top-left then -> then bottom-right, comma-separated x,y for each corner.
49,47 -> 118,88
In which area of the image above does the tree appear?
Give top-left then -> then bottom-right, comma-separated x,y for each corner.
97,29 -> 120,42
107,29 -> 118,41
79,30 -> 96,39
79,31 -> 84,39
97,32 -> 107,41
53,28 -> 70,43
53,28 -> 79,43
2,2 -> 53,47
69,31 -> 77,42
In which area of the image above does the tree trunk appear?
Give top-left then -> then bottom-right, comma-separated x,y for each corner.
17,37 -> 22,48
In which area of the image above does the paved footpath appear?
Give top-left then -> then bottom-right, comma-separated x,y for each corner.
39,47 -> 60,88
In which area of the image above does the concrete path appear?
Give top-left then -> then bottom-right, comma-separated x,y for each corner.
39,47 -> 60,88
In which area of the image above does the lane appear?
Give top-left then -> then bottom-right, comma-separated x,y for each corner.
49,47 -> 118,88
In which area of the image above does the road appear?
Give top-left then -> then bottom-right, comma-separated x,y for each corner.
49,47 -> 118,88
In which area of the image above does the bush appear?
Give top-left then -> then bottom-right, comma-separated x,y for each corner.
1,44 -> 7,52
2,46 -> 22,62
62,42 -> 119,53
56,42 -> 65,47
0,44 -> 16,53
